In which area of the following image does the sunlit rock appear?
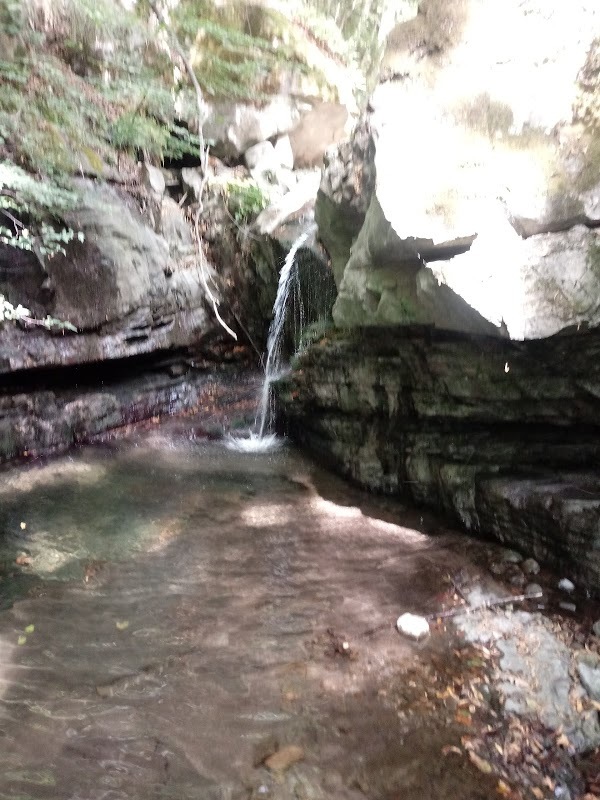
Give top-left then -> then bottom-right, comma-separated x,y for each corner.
328,0 -> 600,338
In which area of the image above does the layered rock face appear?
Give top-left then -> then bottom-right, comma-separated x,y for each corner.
276,327 -> 600,595
0,156 -> 333,462
326,0 -> 600,339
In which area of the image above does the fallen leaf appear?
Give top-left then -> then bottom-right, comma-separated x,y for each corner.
468,751 -> 493,774
441,745 -> 462,757
115,621 -> 129,631
17,635 -> 27,645
497,779 -> 512,796
24,624 -> 35,634
265,745 -> 304,773
455,710 -> 472,726
532,789 -> 544,800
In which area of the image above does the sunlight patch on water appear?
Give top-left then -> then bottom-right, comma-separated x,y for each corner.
240,503 -> 292,527
0,459 -> 107,496
224,433 -> 284,453
309,497 -> 363,519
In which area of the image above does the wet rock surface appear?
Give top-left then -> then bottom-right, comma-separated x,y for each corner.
276,325 -> 600,597
0,365 -> 259,464
1,430 -> 599,799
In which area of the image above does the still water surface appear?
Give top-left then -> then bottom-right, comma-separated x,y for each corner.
0,427 -> 498,799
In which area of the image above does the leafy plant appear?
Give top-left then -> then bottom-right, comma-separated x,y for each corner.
0,162 -> 83,257
224,178 -> 268,223
0,295 -> 77,332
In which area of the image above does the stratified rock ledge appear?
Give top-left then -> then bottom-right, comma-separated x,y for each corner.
275,325 -> 600,596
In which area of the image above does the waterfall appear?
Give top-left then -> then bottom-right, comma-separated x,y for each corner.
226,226 -> 314,452
255,227 -> 312,438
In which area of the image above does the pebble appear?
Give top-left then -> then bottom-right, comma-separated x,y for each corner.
521,558 -> 540,576
526,583 -> 543,598
489,561 -> 506,577
558,578 -> 575,593
501,549 -> 523,564
396,613 -> 430,640
558,601 -> 577,613
592,620 -> 600,637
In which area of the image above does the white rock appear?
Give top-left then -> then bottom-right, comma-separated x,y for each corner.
244,141 -> 276,171
141,163 -> 165,197
396,612 -> 430,640
274,135 -> 295,170
558,578 -> 575,593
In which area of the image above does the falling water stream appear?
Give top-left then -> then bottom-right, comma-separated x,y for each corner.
256,228 -> 313,439
0,417 -> 511,800
227,227 -> 314,453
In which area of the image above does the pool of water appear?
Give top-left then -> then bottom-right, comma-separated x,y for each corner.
0,426 -> 501,800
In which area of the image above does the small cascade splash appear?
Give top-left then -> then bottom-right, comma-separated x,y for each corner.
226,226 -> 314,453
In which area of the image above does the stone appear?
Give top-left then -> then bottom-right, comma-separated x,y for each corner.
254,172 -> 321,236
521,558 -> 540,576
141,163 -> 165,197
315,119 -> 376,286
333,195 -> 496,334
0,178 -> 239,377
273,135 -> 294,170
558,601 -> 577,613
181,167 -> 205,202
558,578 -> 575,593
288,101 -> 348,168
593,620 -> 600,637
501,550 -> 524,564
245,141 -> 277,171
526,584 -> 543,598
264,745 -> 304,773
457,608 -> 600,752
578,657 -> 600,702
396,612 -> 430,640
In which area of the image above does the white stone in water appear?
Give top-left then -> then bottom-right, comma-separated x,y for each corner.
396,613 -> 430,640
558,578 -> 575,593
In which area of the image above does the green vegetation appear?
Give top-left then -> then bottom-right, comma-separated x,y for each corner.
0,162 -> 83,256
224,178 -> 269,223
0,294 -> 77,332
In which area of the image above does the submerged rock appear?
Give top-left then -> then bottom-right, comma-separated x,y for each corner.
396,612 -> 430,640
